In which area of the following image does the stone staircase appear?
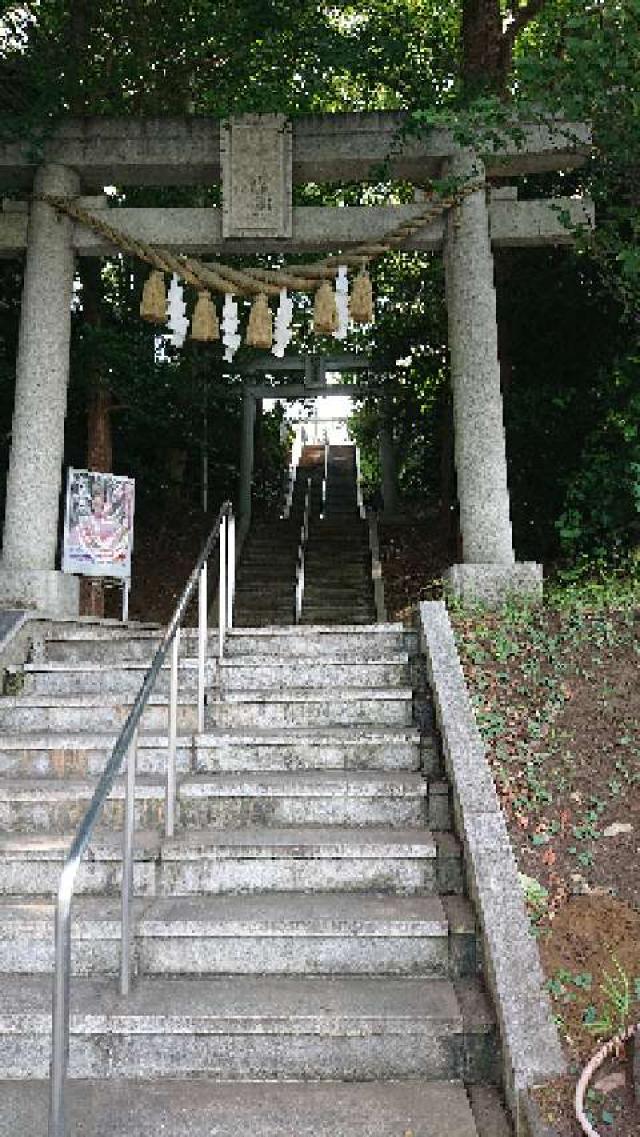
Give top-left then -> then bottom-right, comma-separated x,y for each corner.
303,444 -> 375,625
0,616 -> 512,1135
234,443 -> 375,626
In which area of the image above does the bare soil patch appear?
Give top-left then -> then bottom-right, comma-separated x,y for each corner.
448,593 -> 640,1136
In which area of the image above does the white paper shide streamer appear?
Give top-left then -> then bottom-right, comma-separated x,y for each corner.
273,288 -> 294,358
334,265 -> 349,341
222,293 -> 241,361
166,274 -> 189,348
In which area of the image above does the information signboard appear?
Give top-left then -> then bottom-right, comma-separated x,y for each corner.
62,468 -> 135,581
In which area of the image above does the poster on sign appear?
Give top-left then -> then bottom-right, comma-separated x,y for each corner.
62,469 -> 135,580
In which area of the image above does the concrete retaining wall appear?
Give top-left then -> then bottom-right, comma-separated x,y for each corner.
418,601 -> 566,1135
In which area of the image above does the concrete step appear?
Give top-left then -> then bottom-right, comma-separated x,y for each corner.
0,894 -> 478,978
0,733 -> 193,780
305,543 -> 367,554
0,828 -> 463,897
22,661 -> 200,697
241,545 -> 298,558
233,606 -> 295,619
234,609 -> 295,623
0,776 -> 168,832
233,613 -> 295,628
239,544 -> 298,555
0,1078 -> 482,1137
236,568 -> 295,581
225,624 -> 407,658
40,634 -> 211,665
0,974 -> 497,1081
36,621 -> 161,642
0,771 -> 428,833
303,560 -> 370,573
217,657 -> 409,691
208,688 -> 413,728
300,612 -> 376,626
302,591 -> 372,602
303,585 -> 372,599
238,563 -> 297,575
302,580 -> 370,591
0,831 -> 160,897
194,725 -> 420,772
237,573 -> 295,584
236,570 -> 295,583
427,779 -> 453,831
300,604 -> 374,615
468,1085 -> 514,1137
234,593 -> 294,607
234,589 -> 294,603
160,827 -> 462,897
0,695 -> 196,732
179,771 -> 427,828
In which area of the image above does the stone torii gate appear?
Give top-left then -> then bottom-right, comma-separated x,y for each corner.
232,352 -> 373,533
232,352 -> 402,526
0,112 -> 593,615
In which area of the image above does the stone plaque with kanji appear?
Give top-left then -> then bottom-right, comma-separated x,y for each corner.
221,114 -> 293,240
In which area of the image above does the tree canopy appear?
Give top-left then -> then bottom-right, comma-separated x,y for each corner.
0,0 -> 638,577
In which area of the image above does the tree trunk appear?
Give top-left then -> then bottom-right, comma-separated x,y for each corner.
461,0 -> 505,96
78,258 -> 112,618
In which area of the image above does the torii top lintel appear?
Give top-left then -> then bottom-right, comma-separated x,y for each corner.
0,112 -> 591,191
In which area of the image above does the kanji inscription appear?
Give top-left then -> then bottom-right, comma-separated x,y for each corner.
221,114 -> 293,239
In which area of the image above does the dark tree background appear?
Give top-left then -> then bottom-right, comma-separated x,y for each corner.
0,0 -> 637,594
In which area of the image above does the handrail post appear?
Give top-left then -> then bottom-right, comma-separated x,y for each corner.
227,511 -> 235,630
283,425 -> 303,519
367,511 -> 387,623
219,512 -> 227,660
355,445 -> 366,518
166,632 -> 179,838
197,563 -> 207,734
295,479 -> 311,623
121,726 -> 139,996
49,875 -> 72,1137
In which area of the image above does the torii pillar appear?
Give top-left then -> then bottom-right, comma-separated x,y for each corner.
238,388 -> 256,542
378,421 -> 398,517
443,151 -> 542,605
0,164 -> 80,616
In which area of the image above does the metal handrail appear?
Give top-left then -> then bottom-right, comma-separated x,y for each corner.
282,428 -> 304,519
355,445 -> 366,519
321,441 -> 329,519
366,509 -> 387,623
295,477 -> 312,622
48,500 -> 234,1137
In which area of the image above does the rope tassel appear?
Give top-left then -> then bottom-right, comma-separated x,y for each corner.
140,269 -> 167,324
246,293 -> 273,349
313,279 -> 337,335
349,268 -> 373,325
191,290 -> 219,342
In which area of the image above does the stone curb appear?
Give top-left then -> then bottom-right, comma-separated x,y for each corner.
418,601 -> 567,1137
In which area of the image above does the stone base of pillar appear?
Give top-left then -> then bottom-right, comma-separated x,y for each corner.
444,562 -> 543,607
0,567 -> 79,617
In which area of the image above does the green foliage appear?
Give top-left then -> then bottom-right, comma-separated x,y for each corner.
582,957 -> 638,1041
556,357 -> 640,565
519,872 -> 549,927
0,0 -> 638,571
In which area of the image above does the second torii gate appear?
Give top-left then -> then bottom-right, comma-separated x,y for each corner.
0,112 -> 594,613
231,352 -> 377,535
